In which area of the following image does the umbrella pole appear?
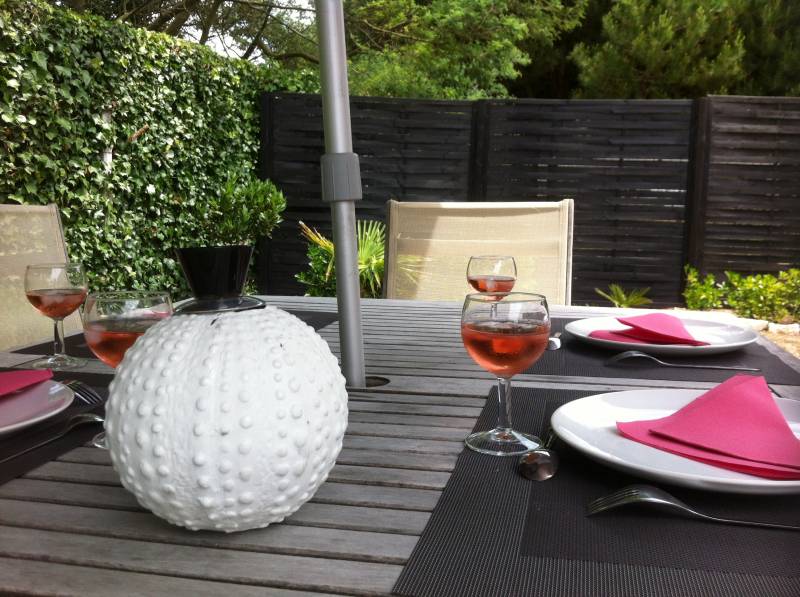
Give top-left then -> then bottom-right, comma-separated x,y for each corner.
316,0 -> 366,387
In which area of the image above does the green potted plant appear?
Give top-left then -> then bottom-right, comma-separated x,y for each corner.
176,173 -> 286,305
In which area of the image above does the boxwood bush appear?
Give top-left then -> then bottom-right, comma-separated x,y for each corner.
684,266 -> 800,322
1,0 -> 316,294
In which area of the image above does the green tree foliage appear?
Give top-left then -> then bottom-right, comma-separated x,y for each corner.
736,0 -> 800,96
571,0 -> 746,98
55,0 -> 321,65
346,0 -> 587,99
1,0 -> 310,293
506,0 -> 607,98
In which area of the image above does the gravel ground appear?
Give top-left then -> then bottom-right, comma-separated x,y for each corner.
762,331 -> 800,359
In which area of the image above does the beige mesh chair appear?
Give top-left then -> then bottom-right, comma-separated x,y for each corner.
0,204 -> 82,350
384,200 -> 574,304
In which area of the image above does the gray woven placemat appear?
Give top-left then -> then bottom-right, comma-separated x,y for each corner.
393,387 -> 800,597
527,319 -> 800,385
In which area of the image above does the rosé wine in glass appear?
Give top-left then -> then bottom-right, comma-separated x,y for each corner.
466,256 -> 516,296
461,292 -> 550,457
26,288 -> 88,319
461,320 -> 549,378
24,262 -> 88,370
82,292 -> 172,369
84,316 -> 164,368
82,291 -> 172,451
467,274 -> 516,294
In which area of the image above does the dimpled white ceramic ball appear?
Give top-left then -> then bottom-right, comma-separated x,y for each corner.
104,306 -> 348,532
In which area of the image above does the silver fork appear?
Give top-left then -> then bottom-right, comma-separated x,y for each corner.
587,484 -> 800,531
605,350 -> 760,372
63,380 -> 105,405
0,413 -> 104,465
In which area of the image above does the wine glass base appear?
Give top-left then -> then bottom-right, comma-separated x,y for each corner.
25,354 -> 86,371
465,428 -> 541,457
92,431 -> 108,450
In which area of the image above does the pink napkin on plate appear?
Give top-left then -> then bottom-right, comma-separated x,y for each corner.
618,375 -> 800,479
589,312 -> 709,346
0,369 -> 53,398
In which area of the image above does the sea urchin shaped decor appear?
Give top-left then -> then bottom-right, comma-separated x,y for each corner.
104,306 -> 348,532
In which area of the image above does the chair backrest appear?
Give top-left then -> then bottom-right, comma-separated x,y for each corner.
384,200 -> 574,304
0,204 -> 82,350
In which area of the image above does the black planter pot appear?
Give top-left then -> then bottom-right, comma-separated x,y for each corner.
176,245 -> 253,300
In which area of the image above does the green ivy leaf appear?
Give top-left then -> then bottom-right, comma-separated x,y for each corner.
31,50 -> 47,70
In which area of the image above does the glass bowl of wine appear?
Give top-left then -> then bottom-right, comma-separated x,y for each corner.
82,291 -> 173,368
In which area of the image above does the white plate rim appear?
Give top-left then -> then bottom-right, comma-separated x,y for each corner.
564,315 -> 758,356
0,380 -> 74,436
551,388 -> 800,494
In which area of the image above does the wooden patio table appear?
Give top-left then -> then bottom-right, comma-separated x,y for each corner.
0,296 -> 798,596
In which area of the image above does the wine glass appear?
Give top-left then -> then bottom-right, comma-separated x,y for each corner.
83,291 -> 172,449
461,292 -> 551,456
82,291 -> 173,368
466,255 -> 517,293
24,262 -> 88,370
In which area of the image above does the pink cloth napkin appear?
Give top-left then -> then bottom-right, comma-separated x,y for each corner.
0,369 -> 53,397
618,375 -> 800,479
589,313 -> 709,346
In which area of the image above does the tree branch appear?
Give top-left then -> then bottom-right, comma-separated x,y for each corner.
226,0 -> 316,13
117,0 -> 167,22
271,14 -> 317,47
362,18 -> 420,42
165,8 -> 194,35
242,5 -> 273,59
198,0 -> 224,44
256,40 -> 319,64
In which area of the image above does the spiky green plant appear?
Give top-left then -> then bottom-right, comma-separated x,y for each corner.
296,220 -> 385,298
595,284 -> 653,308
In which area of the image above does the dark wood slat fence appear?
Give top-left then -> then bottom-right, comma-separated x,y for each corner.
687,97 -> 800,275
257,93 -> 800,306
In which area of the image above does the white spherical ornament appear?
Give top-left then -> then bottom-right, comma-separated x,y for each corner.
105,306 -> 348,532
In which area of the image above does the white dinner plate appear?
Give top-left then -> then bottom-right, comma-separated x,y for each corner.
0,380 -> 74,437
551,389 -> 800,494
565,315 -> 758,356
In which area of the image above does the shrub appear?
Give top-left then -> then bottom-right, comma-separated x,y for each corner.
724,271 -> 798,322
1,0 -> 314,294
296,221 -> 386,299
778,269 -> 800,320
683,266 -> 800,322
682,265 -> 725,310
202,174 -> 286,247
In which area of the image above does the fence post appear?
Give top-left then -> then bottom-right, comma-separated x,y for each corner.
683,97 -> 712,283
468,100 -> 490,201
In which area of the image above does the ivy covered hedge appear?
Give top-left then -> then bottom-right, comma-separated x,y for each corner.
1,0 -> 316,293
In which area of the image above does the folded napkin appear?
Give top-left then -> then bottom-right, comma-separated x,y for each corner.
589,313 -> 709,346
0,369 -> 52,397
618,375 -> 800,479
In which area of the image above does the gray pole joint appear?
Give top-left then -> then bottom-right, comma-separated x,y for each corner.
321,153 -> 363,203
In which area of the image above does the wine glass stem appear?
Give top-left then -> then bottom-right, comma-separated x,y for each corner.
53,318 -> 66,357
496,377 -> 512,431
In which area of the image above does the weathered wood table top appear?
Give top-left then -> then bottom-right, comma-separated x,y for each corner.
1,297 -> 798,596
